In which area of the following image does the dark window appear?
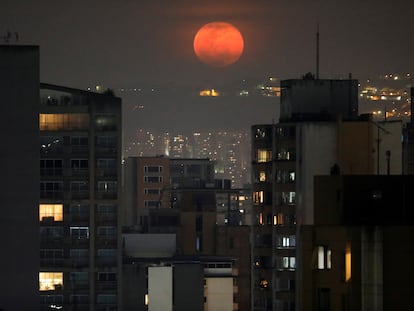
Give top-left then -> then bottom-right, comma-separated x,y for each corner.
318,288 -> 330,311
196,215 -> 203,232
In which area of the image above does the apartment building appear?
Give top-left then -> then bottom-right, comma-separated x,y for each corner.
298,175 -> 414,311
39,83 -> 122,310
251,78 -> 403,311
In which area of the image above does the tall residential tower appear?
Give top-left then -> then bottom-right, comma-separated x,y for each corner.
39,83 -> 122,311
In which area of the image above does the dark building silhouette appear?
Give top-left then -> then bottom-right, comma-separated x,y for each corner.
0,45 -> 40,311
298,175 -> 414,311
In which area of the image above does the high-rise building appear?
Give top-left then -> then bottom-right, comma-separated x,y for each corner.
0,45 -> 40,311
39,83 -> 122,310
251,78 -> 403,311
298,175 -> 414,311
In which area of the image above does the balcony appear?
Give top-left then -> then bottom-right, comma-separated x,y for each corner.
95,257 -> 117,267
70,280 -> 89,290
67,191 -> 90,200
96,191 -> 117,200
96,281 -> 117,290
67,213 -> 90,222
40,258 -> 64,268
71,145 -> 89,154
96,212 -> 117,223
66,168 -> 89,177
40,192 -> 64,200
40,237 -> 64,247
66,237 -> 89,247
66,258 -> 89,268
96,236 -> 117,247
96,168 -> 117,178
96,146 -> 117,155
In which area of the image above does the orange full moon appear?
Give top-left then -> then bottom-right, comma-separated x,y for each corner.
193,22 -> 244,67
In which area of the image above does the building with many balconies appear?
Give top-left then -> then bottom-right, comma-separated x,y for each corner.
39,83 -> 122,310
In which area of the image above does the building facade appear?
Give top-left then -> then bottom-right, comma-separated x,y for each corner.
39,83 -> 122,310
251,78 -> 403,311
298,175 -> 414,311
123,156 -> 251,310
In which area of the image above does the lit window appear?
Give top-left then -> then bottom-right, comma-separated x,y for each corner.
258,213 -> 263,225
39,204 -> 63,221
317,246 -> 332,270
277,213 -> 284,225
196,235 -> 202,252
280,236 -> 296,248
276,256 -> 296,270
282,192 -> 296,205
257,149 -> 272,162
259,278 -> 269,288
39,272 -> 63,291
253,191 -> 264,204
95,115 -> 117,131
259,171 -> 266,182
39,113 -> 89,131
345,245 -> 351,281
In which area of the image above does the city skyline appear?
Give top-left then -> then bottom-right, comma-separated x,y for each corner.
3,0 -> 414,139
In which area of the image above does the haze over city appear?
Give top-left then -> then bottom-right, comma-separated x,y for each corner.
2,0 -> 414,136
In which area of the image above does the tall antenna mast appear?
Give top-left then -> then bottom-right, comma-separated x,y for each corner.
316,23 -> 320,79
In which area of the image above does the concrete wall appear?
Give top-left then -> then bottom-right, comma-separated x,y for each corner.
148,266 -> 173,311
296,122 -> 338,226
280,79 -> 358,121
205,277 -> 234,311
123,233 -> 176,257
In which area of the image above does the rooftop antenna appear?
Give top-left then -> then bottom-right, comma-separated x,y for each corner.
316,23 -> 320,79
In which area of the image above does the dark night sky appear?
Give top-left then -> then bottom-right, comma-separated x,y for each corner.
2,0 -> 414,134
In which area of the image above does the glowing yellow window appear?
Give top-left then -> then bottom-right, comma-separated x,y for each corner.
39,113 -> 89,131
345,245 -> 351,281
257,149 -> 272,163
253,191 -> 264,204
39,272 -> 63,291
39,204 -> 63,221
